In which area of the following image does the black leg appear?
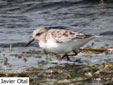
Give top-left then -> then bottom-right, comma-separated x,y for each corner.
73,50 -> 78,56
66,55 -> 70,61
61,54 -> 70,61
43,50 -> 48,59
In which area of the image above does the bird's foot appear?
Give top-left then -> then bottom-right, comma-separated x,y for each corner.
61,54 -> 70,61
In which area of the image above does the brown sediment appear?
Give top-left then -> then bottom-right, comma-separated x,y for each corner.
81,48 -> 113,53
0,63 -> 113,85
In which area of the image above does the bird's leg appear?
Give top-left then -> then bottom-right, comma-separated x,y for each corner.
43,49 -> 48,59
68,50 -> 78,56
61,53 -> 70,61
61,51 -> 78,61
73,50 -> 78,56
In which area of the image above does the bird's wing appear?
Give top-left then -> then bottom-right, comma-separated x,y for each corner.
48,29 -> 94,43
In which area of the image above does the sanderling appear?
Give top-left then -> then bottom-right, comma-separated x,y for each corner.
26,27 -> 97,61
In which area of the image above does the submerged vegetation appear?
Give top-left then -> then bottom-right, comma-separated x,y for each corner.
0,63 -> 113,85
1,47 -> 113,85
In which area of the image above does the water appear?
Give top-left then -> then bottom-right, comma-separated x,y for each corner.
0,0 -> 113,71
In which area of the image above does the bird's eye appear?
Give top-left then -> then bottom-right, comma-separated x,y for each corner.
36,33 -> 41,36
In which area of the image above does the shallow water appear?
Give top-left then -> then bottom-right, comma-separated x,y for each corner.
0,0 -> 113,71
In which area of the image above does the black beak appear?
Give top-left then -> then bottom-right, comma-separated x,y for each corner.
26,38 -> 35,46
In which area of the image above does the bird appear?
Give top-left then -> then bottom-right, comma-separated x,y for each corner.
26,27 -> 97,61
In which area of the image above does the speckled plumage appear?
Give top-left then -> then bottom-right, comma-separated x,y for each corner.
32,27 -> 96,53
48,29 -> 95,43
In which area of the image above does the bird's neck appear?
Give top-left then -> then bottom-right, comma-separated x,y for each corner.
40,32 -> 48,43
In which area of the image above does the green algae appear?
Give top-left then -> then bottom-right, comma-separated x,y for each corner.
0,63 -> 113,84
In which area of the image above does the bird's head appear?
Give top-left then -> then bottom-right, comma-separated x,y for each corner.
26,27 -> 47,46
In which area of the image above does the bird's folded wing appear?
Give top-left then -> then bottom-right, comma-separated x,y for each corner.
49,29 -> 93,43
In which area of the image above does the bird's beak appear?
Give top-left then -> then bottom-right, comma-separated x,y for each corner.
26,38 -> 35,46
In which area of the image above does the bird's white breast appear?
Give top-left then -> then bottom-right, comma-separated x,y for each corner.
39,37 -> 59,52
39,36 -> 95,53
